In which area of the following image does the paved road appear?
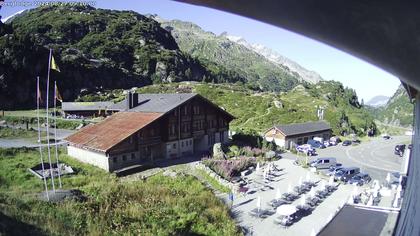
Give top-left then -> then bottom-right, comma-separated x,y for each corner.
0,125 -> 74,148
282,136 -> 411,181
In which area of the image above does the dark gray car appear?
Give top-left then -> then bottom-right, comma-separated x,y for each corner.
334,167 -> 360,182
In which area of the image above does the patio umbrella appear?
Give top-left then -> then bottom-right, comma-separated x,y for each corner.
276,204 -> 297,216
310,187 -> 316,198
320,180 -> 326,190
328,176 -> 334,185
352,186 -> 358,197
348,196 -> 354,204
310,228 -> 316,236
367,195 -> 373,206
287,183 -> 292,193
373,190 -> 378,198
396,189 -> 401,199
373,180 -> 380,191
276,188 -> 281,200
300,194 -> 306,206
397,184 -> 402,192
393,195 -> 399,208
386,173 -> 391,184
256,196 -> 261,211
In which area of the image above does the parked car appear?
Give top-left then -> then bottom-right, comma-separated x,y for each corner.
334,167 -> 360,182
329,136 -> 341,145
307,139 -> 326,149
382,134 -> 391,140
352,139 -> 361,144
327,165 -> 344,176
342,140 -> 352,146
296,144 -> 316,156
408,144 -> 413,150
310,157 -> 337,169
348,173 -> 372,186
395,144 -> 406,157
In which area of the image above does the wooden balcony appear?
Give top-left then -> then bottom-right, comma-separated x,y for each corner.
192,130 -> 205,137
181,132 -> 192,139
139,136 -> 161,146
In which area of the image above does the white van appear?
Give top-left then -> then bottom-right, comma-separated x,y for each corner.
309,157 -> 337,169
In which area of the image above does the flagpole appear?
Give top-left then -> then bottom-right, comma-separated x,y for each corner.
53,81 -> 62,188
46,48 -> 56,192
37,76 -> 49,201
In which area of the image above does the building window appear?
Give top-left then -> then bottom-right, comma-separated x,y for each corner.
131,153 -> 135,160
181,141 -> 184,147
173,143 -> 176,149
190,140 -> 192,145
169,124 -> 177,136
130,136 -> 133,143
193,105 -> 200,115
113,157 -> 117,163
122,155 -> 127,161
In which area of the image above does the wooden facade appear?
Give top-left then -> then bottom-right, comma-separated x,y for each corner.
106,96 -> 232,170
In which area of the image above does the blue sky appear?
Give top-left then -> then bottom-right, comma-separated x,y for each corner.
0,0 -> 401,101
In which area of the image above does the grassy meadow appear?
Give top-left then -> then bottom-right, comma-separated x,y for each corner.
0,148 -> 240,236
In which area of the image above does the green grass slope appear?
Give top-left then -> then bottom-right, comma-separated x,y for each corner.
0,148 -> 239,235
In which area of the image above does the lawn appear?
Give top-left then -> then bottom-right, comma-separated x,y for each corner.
0,127 -> 43,139
0,148 -> 240,236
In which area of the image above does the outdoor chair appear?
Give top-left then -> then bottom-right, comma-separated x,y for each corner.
274,216 -> 293,228
249,208 -> 275,218
269,199 -> 287,208
316,190 -> 328,198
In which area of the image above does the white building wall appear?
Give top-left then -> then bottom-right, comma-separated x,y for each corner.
179,138 -> 194,156
67,145 -> 109,171
274,138 -> 285,148
165,138 -> 194,159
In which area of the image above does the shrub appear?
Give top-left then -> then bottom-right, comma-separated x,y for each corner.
202,156 -> 256,181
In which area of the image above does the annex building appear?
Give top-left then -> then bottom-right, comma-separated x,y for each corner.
64,93 -> 234,172
264,121 -> 332,149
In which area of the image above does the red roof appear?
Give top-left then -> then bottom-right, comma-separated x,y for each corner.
65,112 -> 162,152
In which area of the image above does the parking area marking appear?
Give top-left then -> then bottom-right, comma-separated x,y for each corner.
345,146 -> 400,172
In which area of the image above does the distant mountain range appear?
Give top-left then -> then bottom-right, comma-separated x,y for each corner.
224,34 -> 322,84
157,17 -> 316,92
366,95 -> 390,107
369,85 -> 414,128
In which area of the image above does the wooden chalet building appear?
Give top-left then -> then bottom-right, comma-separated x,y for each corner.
65,93 -> 234,172
264,121 -> 332,149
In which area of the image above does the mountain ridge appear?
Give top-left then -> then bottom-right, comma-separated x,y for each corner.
223,34 -> 323,84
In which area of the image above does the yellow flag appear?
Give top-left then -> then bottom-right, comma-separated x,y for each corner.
51,55 -> 61,72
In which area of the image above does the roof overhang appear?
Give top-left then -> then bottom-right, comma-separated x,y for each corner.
178,0 -> 420,94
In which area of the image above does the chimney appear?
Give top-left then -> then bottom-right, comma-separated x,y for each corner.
132,92 -> 139,108
126,92 -> 133,109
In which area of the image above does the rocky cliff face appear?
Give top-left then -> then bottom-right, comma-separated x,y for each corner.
372,85 -> 414,127
0,5 -> 209,109
158,18 -> 302,92
225,35 -> 323,84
